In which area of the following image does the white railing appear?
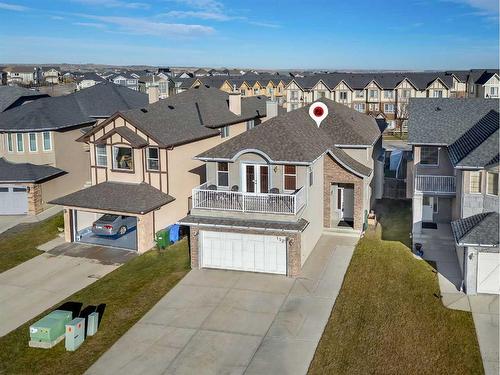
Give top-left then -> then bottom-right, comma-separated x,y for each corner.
415,175 -> 456,194
192,183 -> 305,215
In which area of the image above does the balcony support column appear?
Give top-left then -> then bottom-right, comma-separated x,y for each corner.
413,193 -> 423,234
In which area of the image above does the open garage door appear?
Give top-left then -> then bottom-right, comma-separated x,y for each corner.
477,252 -> 500,295
0,185 -> 28,215
201,231 -> 287,275
73,210 -> 138,251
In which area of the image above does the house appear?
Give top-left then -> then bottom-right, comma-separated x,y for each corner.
0,82 -> 148,215
42,67 -> 61,84
50,86 -> 270,253
0,69 -> 7,86
408,98 -> 499,295
138,75 -> 175,99
193,68 -> 209,77
0,86 -> 49,112
76,72 -> 106,90
178,98 -> 385,276
467,69 -> 500,98
111,73 -> 140,91
4,65 -> 42,85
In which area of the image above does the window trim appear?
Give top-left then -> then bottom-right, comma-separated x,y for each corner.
384,103 -> 395,113
28,133 -> 38,152
486,172 -> 498,196
95,144 -> 108,167
112,145 -> 134,172
308,167 -> 314,187
420,146 -> 439,167
221,126 -> 229,139
217,162 -> 229,188
42,131 -> 52,151
283,165 -> 297,192
6,133 -> 14,153
146,147 -> 160,171
469,171 -> 482,194
16,133 -> 24,152
246,120 -> 255,131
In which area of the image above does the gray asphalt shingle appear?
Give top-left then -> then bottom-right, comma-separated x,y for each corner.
0,158 -> 65,182
451,212 -> 499,247
0,86 -> 48,112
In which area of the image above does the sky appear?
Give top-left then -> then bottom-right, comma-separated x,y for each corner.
0,0 -> 498,70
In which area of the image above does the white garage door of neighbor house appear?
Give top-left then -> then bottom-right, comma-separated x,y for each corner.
477,252 -> 500,295
0,186 -> 28,215
201,231 -> 287,275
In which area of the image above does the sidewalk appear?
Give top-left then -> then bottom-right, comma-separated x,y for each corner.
0,206 -> 62,235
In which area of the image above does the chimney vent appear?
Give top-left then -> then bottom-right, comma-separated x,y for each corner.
229,92 -> 241,115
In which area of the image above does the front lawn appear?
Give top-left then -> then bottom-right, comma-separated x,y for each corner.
308,205 -> 483,374
0,213 -> 64,273
0,239 -> 190,375
374,199 -> 412,248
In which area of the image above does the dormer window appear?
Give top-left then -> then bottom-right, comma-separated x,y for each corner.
146,147 -> 159,171
112,146 -> 133,171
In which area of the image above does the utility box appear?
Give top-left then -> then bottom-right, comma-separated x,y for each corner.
29,310 -> 72,349
65,318 -> 85,351
155,229 -> 169,249
87,312 -> 99,336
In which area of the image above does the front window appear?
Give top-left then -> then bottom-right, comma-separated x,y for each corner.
339,91 -> 348,100
217,162 -> 229,187
6,134 -> 13,152
146,147 -> 159,171
96,144 -> 107,167
284,165 -> 297,191
490,87 -> 499,97
433,90 -> 443,98
355,90 -> 364,98
384,90 -> 394,99
384,103 -> 395,113
221,126 -> 229,138
42,131 -> 52,151
241,89 -> 246,96
16,133 -> 24,152
29,133 -> 37,152
470,171 -> 482,193
112,146 -> 133,170
354,103 -> 365,112
290,90 -> 299,100
487,172 -> 498,195
317,91 -> 326,98
369,103 -> 379,111
402,89 -> 411,98
420,147 -> 439,166
369,89 -> 378,99
246,120 -> 255,130
253,88 -> 259,95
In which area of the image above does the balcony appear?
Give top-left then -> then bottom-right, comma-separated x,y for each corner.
192,183 -> 306,215
415,175 -> 456,195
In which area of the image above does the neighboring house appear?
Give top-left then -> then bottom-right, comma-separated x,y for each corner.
0,86 -> 49,112
0,82 -> 148,215
76,72 -> 106,90
51,86 -> 269,253
408,98 -> 499,295
4,66 -> 42,85
42,67 -> 61,84
468,70 -> 500,98
111,73 -> 140,91
138,75 -> 175,99
193,68 -> 209,77
179,98 -> 385,277
0,70 -> 7,86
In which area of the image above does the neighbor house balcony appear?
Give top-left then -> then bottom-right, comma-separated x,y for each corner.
415,175 -> 456,195
192,182 -> 306,215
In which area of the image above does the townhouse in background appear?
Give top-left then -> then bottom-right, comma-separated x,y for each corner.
408,98 -> 499,295
0,82 -> 148,215
42,67 -> 61,84
51,86 -> 270,253
179,98 -> 385,276
3,66 -> 43,85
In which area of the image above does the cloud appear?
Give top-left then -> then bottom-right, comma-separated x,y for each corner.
73,0 -> 151,9
248,21 -> 280,28
74,22 -> 107,29
51,15 -> 65,20
170,0 -> 224,12
0,2 -> 29,11
79,14 -> 215,36
444,0 -> 499,18
159,10 -> 242,21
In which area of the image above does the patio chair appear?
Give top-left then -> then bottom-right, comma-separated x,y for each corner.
231,185 -> 239,192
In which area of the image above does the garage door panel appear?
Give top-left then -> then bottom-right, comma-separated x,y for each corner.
201,231 -> 287,275
477,252 -> 500,295
0,186 -> 28,215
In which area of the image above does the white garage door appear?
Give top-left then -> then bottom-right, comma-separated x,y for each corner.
201,231 -> 287,275
0,186 -> 28,215
477,252 -> 500,295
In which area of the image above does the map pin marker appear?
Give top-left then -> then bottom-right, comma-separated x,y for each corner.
309,102 -> 328,127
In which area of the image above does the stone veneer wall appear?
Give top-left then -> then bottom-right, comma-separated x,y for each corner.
189,226 -> 302,277
323,155 -> 364,231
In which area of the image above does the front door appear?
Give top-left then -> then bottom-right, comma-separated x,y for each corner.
336,186 -> 354,220
422,196 -> 434,222
243,164 -> 269,193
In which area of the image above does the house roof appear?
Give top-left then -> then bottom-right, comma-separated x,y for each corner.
0,86 -> 48,112
90,85 -> 267,148
474,70 -> 499,85
95,126 -> 148,148
408,98 -> 499,145
451,212 -> 499,247
178,215 -> 310,232
0,82 -> 148,132
0,158 -> 65,183
197,98 -> 380,177
49,181 -> 175,214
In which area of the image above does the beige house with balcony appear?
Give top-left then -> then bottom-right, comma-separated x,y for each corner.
179,98 -> 384,276
408,98 -> 499,295
51,86 -> 269,253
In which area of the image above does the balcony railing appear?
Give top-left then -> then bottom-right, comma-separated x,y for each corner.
192,183 -> 306,215
415,175 -> 456,194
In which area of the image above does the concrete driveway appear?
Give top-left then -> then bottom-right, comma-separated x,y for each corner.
86,234 -> 358,375
0,242 -> 135,337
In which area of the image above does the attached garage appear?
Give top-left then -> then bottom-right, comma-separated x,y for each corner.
477,252 -> 500,295
201,231 -> 287,275
0,185 -> 28,215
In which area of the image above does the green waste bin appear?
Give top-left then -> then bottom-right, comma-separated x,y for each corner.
155,229 -> 170,249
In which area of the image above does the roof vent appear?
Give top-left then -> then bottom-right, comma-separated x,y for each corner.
204,84 -> 210,88
435,107 -> 441,111
140,108 -> 148,113
168,105 -> 174,110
